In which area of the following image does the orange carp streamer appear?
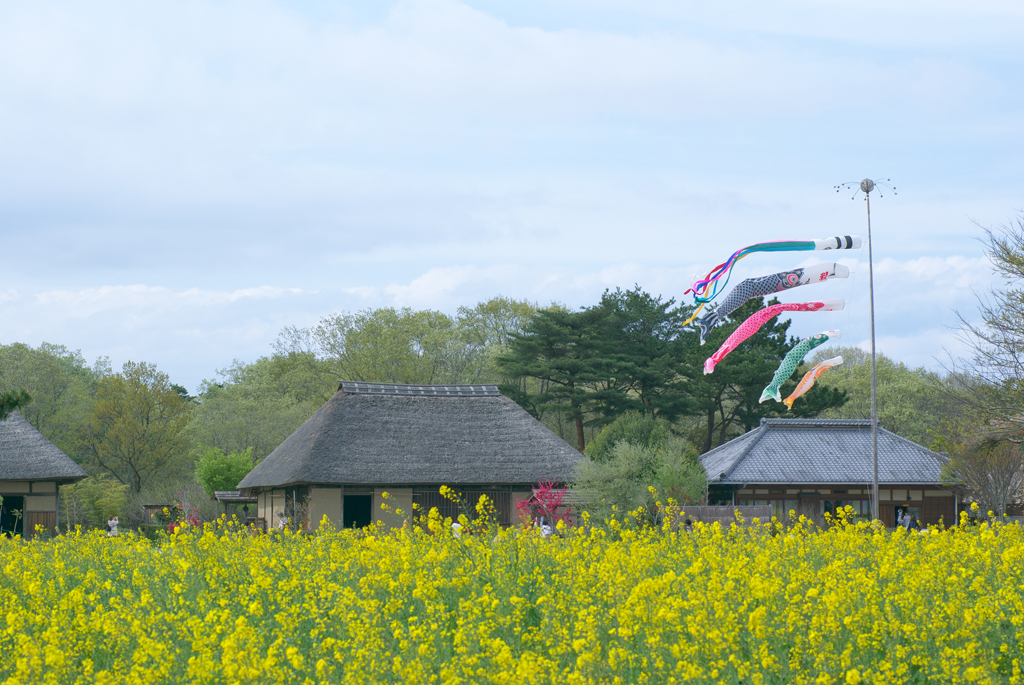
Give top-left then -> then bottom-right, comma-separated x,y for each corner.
783,355 -> 844,410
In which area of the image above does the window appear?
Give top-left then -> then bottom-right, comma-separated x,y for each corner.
413,489 -> 513,527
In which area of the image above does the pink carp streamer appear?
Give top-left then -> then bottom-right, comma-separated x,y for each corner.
783,355 -> 844,409
703,298 -> 845,375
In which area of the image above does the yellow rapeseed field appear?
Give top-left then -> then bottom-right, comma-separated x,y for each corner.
1,503 -> 1022,684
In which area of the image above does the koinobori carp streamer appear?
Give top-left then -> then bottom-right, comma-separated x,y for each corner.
783,355 -> 844,409
685,236 -> 860,314
703,299 -> 845,375
759,330 -> 839,404
693,263 -> 849,345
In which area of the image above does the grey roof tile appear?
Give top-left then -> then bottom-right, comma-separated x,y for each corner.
700,418 -> 945,484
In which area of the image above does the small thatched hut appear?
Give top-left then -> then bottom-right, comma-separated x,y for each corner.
0,412 -> 87,537
237,382 -> 581,530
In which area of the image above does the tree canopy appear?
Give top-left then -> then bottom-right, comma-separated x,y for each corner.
500,293 -> 848,453
809,345 -> 948,447
85,361 -> 191,493
194,446 -> 255,497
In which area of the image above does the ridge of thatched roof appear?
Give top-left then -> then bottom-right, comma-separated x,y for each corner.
0,412 -> 88,482
238,383 -> 581,489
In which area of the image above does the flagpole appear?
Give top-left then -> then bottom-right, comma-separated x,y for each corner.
863,180 -> 879,523
837,177 -> 894,523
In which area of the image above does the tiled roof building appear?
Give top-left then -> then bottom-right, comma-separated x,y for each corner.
700,418 -> 955,527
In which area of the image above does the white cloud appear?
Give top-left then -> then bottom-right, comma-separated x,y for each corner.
0,0 -> 1019,390
0,284 -> 319,392
32,285 -> 303,318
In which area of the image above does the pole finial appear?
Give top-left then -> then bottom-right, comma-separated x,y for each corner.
835,177 -> 896,200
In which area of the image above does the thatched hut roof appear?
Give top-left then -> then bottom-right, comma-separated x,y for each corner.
238,382 -> 581,490
0,412 -> 88,482
701,418 -> 945,485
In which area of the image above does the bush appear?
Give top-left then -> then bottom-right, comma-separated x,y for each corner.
574,436 -> 705,520
59,475 -> 129,531
194,446 -> 255,497
584,411 -> 674,463
136,524 -> 165,541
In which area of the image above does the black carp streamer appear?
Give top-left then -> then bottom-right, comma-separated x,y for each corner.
694,262 -> 849,345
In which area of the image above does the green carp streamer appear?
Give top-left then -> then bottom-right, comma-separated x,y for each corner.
759,331 -> 836,403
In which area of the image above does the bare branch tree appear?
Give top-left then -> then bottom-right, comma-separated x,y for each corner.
942,435 -> 1024,517
944,214 -> 1024,437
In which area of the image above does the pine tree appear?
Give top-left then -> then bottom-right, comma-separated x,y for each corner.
589,287 -> 691,422
497,307 -> 608,452
0,388 -> 31,422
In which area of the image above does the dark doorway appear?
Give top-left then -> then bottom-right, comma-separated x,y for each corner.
895,505 -> 921,525
0,496 -> 24,537
798,495 -> 821,525
343,495 -> 372,529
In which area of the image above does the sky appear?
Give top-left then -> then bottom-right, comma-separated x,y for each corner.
1,0 -> 1022,392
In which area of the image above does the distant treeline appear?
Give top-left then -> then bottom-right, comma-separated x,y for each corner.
0,290 -> 951,529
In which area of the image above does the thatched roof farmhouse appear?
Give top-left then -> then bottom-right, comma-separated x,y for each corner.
238,382 -> 581,530
0,412 -> 87,537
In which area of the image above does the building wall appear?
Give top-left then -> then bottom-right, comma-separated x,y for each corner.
249,484 -> 563,530
373,488 -> 413,529
255,489 -> 289,529
511,490 -> 533,525
0,480 -> 61,538
728,484 -> 956,527
308,487 -> 342,530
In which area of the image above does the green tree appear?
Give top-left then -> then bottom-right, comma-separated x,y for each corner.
194,446 -> 255,496
0,342 -> 100,456
809,345 -> 948,446
187,354 -> 325,460
277,307 -> 486,386
85,361 -> 191,493
946,214 -> 1024,436
59,474 -> 129,531
590,287 -> 690,421
497,307 -> 609,451
584,410 -> 674,463
456,296 -> 539,383
574,436 -> 705,519
0,389 -> 30,421
939,434 -> 1024,517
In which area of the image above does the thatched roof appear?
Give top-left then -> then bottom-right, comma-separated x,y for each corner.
0,412 -> 88,482
238,382 -> 581,489
701,418 -> 945,485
